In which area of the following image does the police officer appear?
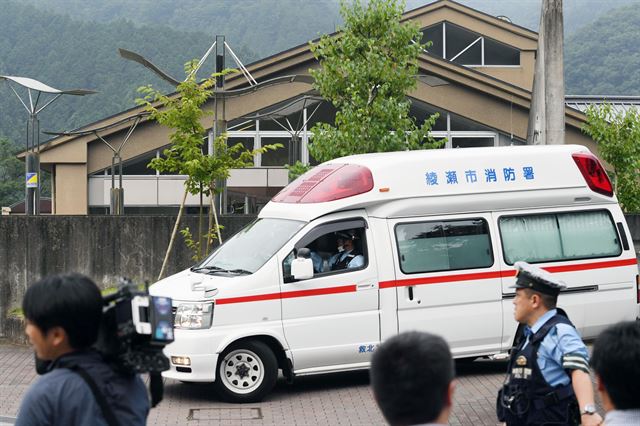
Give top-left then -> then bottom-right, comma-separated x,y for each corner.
497,262 -> 602,426
329,230 -> 364,271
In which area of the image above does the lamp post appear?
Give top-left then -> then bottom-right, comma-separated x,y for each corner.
0,75 -> 96,214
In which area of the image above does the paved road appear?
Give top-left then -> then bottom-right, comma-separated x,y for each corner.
0,342 -> 601,425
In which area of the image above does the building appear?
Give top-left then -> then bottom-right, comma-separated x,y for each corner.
22,0 -> 598,215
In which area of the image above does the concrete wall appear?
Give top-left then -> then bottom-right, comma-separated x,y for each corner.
0,215 -> 254,338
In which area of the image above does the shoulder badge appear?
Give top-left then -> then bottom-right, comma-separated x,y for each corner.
516,355 -> 527,366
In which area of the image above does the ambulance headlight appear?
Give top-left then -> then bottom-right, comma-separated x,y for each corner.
174,302 -> 213,329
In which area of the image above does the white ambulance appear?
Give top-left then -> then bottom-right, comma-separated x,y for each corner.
150,145 -> 639,403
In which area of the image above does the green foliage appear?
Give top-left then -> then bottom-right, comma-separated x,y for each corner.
20,0 -> 339,59
137,61 -> 281,197
285,161 -> 312,182
308,0 -> 442,163
180,225 -> 223,261
0,0 -> 258,146
0,138 -> 22,208
138,61 -> 281,257
582,103 -> 640,212
565,4 -> 640,95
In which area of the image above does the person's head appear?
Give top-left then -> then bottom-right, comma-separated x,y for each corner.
371,331 -> 455,426
22,273 -> 103,360
511,262 -> 563,326
591,321 -> 640,412
336,230 -> 358,252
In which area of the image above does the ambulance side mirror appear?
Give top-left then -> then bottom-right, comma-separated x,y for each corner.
291,248 -> 314,280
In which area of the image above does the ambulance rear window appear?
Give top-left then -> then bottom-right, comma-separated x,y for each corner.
499,209 -> 621,265
272,164 -> 374,203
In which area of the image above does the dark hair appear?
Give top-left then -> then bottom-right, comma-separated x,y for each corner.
22,273 -> 103,349
523,288 -> 557,310
370,331 -> 454,426
591,321 -> 640,410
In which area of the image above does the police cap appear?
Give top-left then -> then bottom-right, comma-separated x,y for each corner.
336,229 -> 358,240
510,261 -> 566,296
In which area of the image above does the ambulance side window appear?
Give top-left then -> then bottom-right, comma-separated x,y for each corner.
498,209 -> 622,264
395,218 -> 493,274
283,220 -> 368,282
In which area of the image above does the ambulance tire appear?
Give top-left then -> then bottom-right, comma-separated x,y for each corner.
214,340 -> 278,403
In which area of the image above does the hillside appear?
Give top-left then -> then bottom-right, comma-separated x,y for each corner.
565,4 -> 640,95
26,0 -> 637,43
18,0 -> 342,59
0,1 -> 258,146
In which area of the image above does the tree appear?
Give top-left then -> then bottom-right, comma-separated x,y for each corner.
307,0 -> 441,165
138,61 -> 280,277
582,103 -> 640,212
0,138 -> 22,208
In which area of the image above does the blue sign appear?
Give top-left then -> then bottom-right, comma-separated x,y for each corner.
26,173 -> 38,188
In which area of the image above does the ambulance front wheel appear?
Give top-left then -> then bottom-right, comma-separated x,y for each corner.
214,340 -> 278,403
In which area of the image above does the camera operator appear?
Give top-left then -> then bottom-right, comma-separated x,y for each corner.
16,273 -> 149,426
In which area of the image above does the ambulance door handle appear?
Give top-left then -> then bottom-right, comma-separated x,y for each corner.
357,282 -> 378,291
408,286 -> 414,301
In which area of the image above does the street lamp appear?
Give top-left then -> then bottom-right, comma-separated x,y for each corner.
0,75 -> 96,214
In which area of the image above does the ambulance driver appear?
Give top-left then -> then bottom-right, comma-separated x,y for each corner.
496,262 -> 602,426
329,230 -> 364,271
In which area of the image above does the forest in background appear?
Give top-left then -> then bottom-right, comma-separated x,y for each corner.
1,0 -> 640,207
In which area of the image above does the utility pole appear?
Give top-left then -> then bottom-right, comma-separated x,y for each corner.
527,0 -> 565,145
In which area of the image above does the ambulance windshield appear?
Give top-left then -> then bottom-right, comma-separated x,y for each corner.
193,218 -> 305,275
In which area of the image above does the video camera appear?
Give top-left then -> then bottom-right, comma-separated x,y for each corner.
96,278 -> 174,376
33,278 -> 174,407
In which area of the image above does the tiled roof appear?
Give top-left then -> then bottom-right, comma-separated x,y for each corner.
565,95 -> 640,115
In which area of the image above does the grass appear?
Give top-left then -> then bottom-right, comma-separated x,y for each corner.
8,307 -> 24,319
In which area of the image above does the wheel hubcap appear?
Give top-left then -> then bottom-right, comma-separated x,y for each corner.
219,349 -> 265,394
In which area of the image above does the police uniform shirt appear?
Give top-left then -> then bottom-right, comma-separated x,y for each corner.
329,250 -> 365,269
522,309 -> 590,386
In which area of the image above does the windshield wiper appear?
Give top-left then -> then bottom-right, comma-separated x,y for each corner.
191,265 -> 252,275
226,269 -> 252,275
191,265 -> 225,273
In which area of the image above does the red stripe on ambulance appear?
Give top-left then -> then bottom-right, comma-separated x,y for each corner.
216,284 -> 356,305
215,258 -> 637,305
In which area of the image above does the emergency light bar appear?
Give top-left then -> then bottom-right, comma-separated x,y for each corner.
571,152 -> 613,197
273,164 -> 374,203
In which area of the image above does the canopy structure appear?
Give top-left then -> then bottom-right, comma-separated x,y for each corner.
0,75 -> 96,214
44,113 -> 148,215
239,94 -> 324,166
0,75 -> 96,96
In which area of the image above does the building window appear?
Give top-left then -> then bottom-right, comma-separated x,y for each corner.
261,137 -> 292,166
422,22 -> 520,66
227,136 -> 255,152
451,136 -> 495,148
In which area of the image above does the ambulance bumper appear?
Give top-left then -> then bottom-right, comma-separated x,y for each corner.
161,329 -> 220,382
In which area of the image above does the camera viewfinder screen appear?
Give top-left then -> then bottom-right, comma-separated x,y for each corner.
150,296 -> 174,343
